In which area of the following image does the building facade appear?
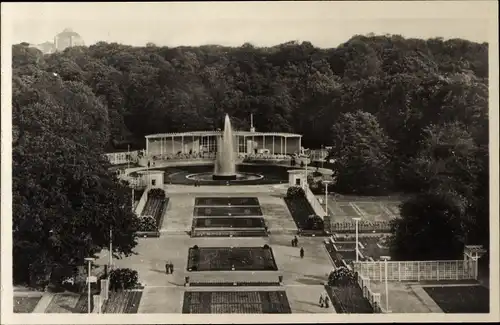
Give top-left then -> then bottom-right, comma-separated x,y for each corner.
145,131 -> 302,157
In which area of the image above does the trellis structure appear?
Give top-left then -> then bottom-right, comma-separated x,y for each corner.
353,245 -> 486,282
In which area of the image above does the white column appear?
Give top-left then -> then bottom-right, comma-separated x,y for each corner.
280,137 -> 283,155
272,135 -> 275,155
284,136 -> 287,155
172,135 -> 175,154
160,137 -> 163,155
146,138 -> 149,156
181,136 -> 184,153
263,135 -> 265,152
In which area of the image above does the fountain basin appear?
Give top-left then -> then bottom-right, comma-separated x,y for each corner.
212,174 -> 238,181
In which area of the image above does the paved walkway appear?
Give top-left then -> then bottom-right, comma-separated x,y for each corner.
32,293 -> 55,313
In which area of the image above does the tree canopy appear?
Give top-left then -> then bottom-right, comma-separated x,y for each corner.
12,34 -> 489,283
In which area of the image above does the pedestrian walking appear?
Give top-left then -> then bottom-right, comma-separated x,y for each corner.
324,295 -> 330,308
319,294 -> 324,308
291,239 -> 295,247
165,262 -> 170,274
294,236 -> 299,246
300,247 -> 304,259
170,263 -> 174,274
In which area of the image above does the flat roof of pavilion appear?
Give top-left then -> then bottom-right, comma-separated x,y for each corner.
145,131 -> 302,139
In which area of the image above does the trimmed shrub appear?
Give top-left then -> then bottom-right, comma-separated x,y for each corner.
138,216 -> 157,232
263,244 -> 270,249
109,268 -> 139,291
193,245 -> 199,250
286,186 -> 305,199
148,188 -> 166,199
328,267 -> 357,287
306,214 -> 324,231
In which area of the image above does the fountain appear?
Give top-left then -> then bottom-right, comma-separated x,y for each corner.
213,114 -> 238,180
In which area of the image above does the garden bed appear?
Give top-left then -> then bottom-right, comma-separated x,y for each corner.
191,229 -> 268,238
193,206 -> 263,217
103,290 -> 143,313
283,196 -> 316,229
187,246 -> 278,271
136,231 -> 161,238
298,229 -> 329,237
324,285 -> 374,314
189,281 -> 281,287
193,217 -> 265,228
183,291 -> 291,314
324,241 -> 349,268
195,197 -> 260,206
13,296 -> 42,313
423,285 -> 489,313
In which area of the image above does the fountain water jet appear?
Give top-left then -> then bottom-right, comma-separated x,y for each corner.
213,114 -> 237,180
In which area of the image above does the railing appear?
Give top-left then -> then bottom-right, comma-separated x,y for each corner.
357,273 -> 384,313
330,221 -> 392,233
353,260 -> 476,282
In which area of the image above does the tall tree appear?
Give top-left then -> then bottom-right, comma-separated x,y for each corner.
328,111 -> 392,194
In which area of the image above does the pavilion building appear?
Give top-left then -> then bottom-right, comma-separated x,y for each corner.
144,130 -> 302,157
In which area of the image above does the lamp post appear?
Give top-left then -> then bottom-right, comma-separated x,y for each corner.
109,228 -> 113,267
353,217 -> 361,262
323,180 -> 332,216
84,257 -> 95,314
380,255 -> 391,312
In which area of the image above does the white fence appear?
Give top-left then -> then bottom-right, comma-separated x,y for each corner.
357,273 -> 385,313
353,260 -> 476,282
329,221 -> 392,233
305,185 -> 326,218
92,278 -> 110,313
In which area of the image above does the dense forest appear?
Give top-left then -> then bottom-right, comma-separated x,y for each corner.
12,34 -> 489,286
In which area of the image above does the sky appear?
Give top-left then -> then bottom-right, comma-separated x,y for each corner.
3,1 -> 494,48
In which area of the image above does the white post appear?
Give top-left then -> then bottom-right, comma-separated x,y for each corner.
132,187 -> 135,212
146,138 -> 149,156
381,256 -> 391,312
181,136 -> 184,153
353,218 -> 361,262
127,145 -> 130,169
84,257 -> 94,314
172,135 -> 175,155
284,136 -> 287,155
109,228 -> 113,267
272,135 -> 275,155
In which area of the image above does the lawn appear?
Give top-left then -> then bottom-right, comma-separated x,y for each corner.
325,285 -> 374,313
192,217 -> 266,228
424,285 -> 489,313
183,291 -> 291,313
187,246 -> 278,271
13,296 -> 42,313
195,197 -> 260,206
359,236 -> 390,260
193,206 -> 263,217
283,196 -> 315,229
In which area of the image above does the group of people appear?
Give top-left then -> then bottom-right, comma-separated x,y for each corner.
291,236 -> 305,258
319,294 -> 330,308
165,261 -> 175,274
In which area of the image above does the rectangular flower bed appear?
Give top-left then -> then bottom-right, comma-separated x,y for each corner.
183,291 -> 291,314
193,206 -> 263,217
325,285 -> 374,313
324,241 -> 348,269
283,196 -> 316,229
195,197 -> 260,206
193,217 -> 265,228
191,229 -> 268,238
187,246 -> 278,271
